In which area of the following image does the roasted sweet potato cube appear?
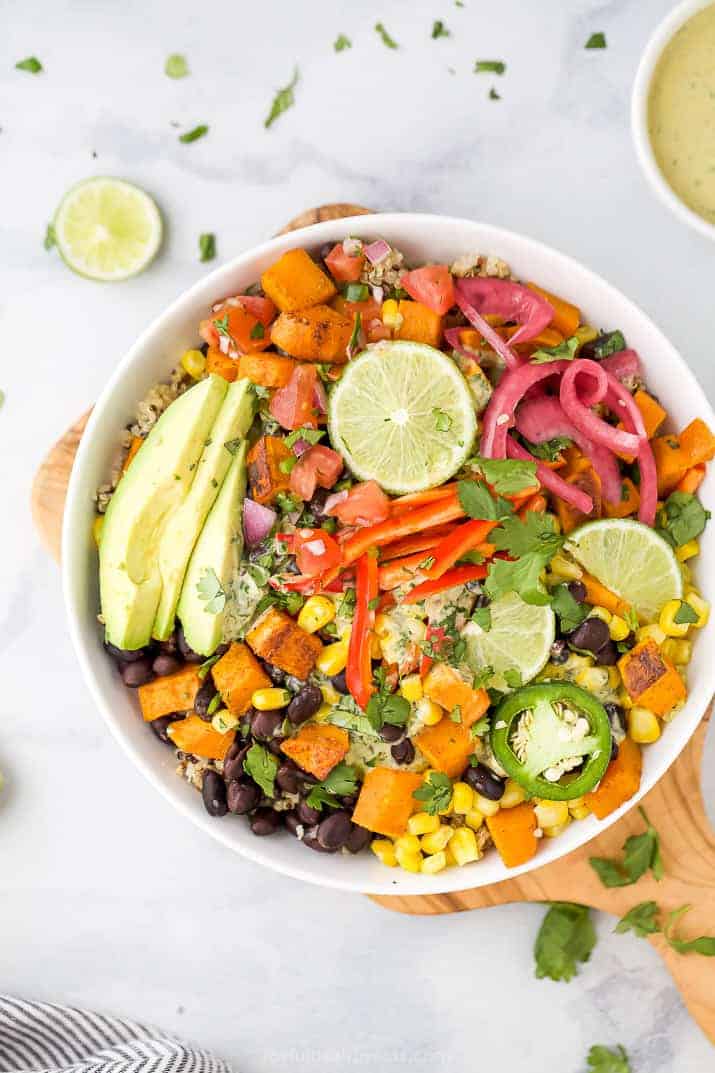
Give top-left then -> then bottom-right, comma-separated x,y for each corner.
261,249 -> 336,313
585,736 -> 642,819
422,664 -> 489,728
414,718 -> 474,778
237,352 -> 296,388
634,390 -> 666,439
618,638 -> 686,715
212,642 -> 271,716
205,347 -> 238,382
486,803 -> 538,868
679,417 -> 715,467
652,434 -> 690,496
352,767 -> 424,838
604,476 -> 640,518
138,666 -> 201,722
394,300 -> 443,348
270,305 -> 354,364
246,606 -> 322,679
280,724 -> 349,780
247,435 -> 293,505
167,714 -> 235,760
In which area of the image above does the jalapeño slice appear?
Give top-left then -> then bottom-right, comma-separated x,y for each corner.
490,682 -> 612,801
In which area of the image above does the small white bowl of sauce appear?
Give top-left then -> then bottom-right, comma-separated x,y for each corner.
632,0 -> 715,240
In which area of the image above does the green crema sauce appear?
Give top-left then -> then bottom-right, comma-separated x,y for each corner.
648,3 -> 715,225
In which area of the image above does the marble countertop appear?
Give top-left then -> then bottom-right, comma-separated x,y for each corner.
2,0 -> 714,1069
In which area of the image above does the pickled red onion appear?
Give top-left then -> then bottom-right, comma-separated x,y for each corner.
559,360 -> 642,456
506,435 -> 594,515
480,361 -> 570,458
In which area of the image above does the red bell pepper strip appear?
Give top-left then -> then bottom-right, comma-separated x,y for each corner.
422,519 -> 497,580
337,492 -> 465,572
377,551 -> 432,591
389,483 -> 458,514
378,525 -> 458,561
419,624 -> 446,677
346,553 -> 379,710
401,563 -> 487,605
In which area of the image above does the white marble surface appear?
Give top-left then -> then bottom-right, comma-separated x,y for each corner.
2,0 -> 714,1069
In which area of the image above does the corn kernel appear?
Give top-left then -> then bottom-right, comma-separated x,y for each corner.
421,825 -> 454,854
659,599 -> 690,639
381,299 -> 403,331
575,667 -> 611,693
628,706 -> 661,744
251,687 -> 290,710
416,697 -> 444,726
371,839 -> 397,867
449,826 -> 481,866
395,846 -> 423,873
500,779 -> 527,809
618,687 -> 633,710
473,792 -> 500,817
421,850 -> 448,875
297,595 -> 335,634
316,639 -> 349,677
534,800 -> 569,829
408,812 -> 441,836
444,844 -> 457,867
588,606 -> 612,625
608,615 -> 630,642
181,348 -> 206,379
661,638 -> 692,666
92,515 -> 104,547
370,631 -> 383,659
320,683 -> 341,707
549,553 -> 583,581
607,666 -> 621,689
394,834 -> 421,855
451,782 -> 474,815
676,539 -> 699,562
543,817 -> 571,838
569,804 -> 591,820
211,710 -> 239,734
636,624 -> 666,646
684,590 -> 710,629
400,674 -> 423,703
465,808 -> 485,831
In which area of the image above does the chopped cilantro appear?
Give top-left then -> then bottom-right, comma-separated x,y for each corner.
488,87 -> 501,100
582,330 -> 625,359
243,743 -> 278,797
656,491 -> 710,548
196,567 -> 226,614
433,407 -> 452,433
43,223 -> 56,251
470,456 -> 538,495
550,583 -> 588,634
375,22 -> 398,48
285,427 -> 325,448
674,601 -> 698,625
413,772 -> 452,815
503,668 -> 523,689
366,667 -> 411,729
524,436 -> 572,462
264,67 -> 299,129
431,20 -> 450,38
198,233 -> 216,262
485,512 -> 564,605
16,56 -> 43,73
334,34 -> 352,52
165,53 -> 189,78
179,124 -> 209,143
474,60 -> 505,74
585,32 -> 607,49
530,335 -> 579,365
250,322 -> 265,340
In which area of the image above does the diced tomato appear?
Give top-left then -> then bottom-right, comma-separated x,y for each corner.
332,296 -> 382,321
289,444 -> 344,500
328,480 -> 390,526
270,365 -> 319,431
199,296 -> 276,355
325,243 -> 365,283
401,265 -> 455,316
292,528 -> 343,576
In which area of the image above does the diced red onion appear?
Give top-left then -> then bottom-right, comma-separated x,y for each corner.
560,361 -> 642,455
218,334 -> 230,355
364,239 -> 391,265
243,499 -> 277,546
480,361 -> 570,457
304,539 -> 326,556
343,237 -> 363,257
506,436 -> 594,514
312,378 -> 328,415
371,284 -> 384,305
599,348 -> 641,384
324,490 -> 349,515
292,438 -> 312,457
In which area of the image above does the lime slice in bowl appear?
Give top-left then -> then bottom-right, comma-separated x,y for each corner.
53,177 -> 162,281
565,518 -> 682,621
464,591 -> 555,692
328,340 -> 476,494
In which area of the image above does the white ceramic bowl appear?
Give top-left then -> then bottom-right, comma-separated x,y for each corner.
63,213 -> 715,894
632,0 -> 715,241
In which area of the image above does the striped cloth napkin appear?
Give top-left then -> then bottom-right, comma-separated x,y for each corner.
0,996 -> 230,1073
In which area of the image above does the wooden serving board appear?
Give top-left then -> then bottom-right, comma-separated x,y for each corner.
31,204 -> 715,1044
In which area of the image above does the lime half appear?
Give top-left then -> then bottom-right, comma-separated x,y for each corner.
565,518 -> 682,621
328,341 -> 476,494
464,591 -> 555,692
53,177 -> 162,281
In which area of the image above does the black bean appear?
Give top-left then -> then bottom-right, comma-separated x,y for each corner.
152,653 -> 182,677
568,616 -> 610,656
227,779 -> 261,814
202,770 -> 227,817
307,487 -> 332,519
267,738 -> 286,756
276,762 -> 300,794
177,624 -> 203,663
150,713 -> 181,744
605,702 -> 626,736
346,824 -> 372,854
287,684 -> 323,725
330,670 -> 349,694
120,658 -> 154,687
391,738 -> 415,765
264,662 -> 286,686
567,580 -> 587,603
106,642 -> 147,664
550,639 -> 569,664
194,676 -> 217,720
250,709 -> 284,740
250,808 -> 281,836
317,810 -> 352,850
595,640 -> 619,666
302,826 -> 334,852
464,762 -> 505,800
380,723 -> 403,744
223,742 -> 249,782
341,793 -> 358,810
157,633 -> 179,656
296,799 -> 321,826
284,810 -> 303,837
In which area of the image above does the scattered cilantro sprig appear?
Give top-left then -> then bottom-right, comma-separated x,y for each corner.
531,335 -> 579,365
413,772 -> 452,815
179,124 -> 209,143
165,53 -> 189,78
16,56 -> 43,73
199,233 -> 216,262
615,901 -> 715,955
334,34 -> 351,52
196,567 -> 226,614
474,60 -> 505,74
486,511 -> 564,605
589,807 -> 663,888
585,32 -> 607,50
656,491 -> 710,548
534,902 -> 596,982
587,1044 -> 631,1073
375,22 -> 398,49
264,67 -> 299,129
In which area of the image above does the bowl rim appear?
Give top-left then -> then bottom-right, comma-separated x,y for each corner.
631,0 -> 715,242
62,211 -> 715,894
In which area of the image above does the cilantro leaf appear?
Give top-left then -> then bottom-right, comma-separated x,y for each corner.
306,762 -> 360,810
471,456 -> 538,495
198,653 -> 221,680
524,436 -> 572,461
471,605 -> 492,631
485,554 -> 551,606
488,87 -> 501,100
243,743 -> 278,798
664,905 -> 715,956
431,20 -> 450,38
534,902 -> 596,982
656,491 -> 710,548
413,772 -> 452,815
285,427 -> 325,448
590,807 -> 663,887
375,22 -> 398,48
551,583 -> 588,634
206,692 -> 223,717
674,600 -> 698,625
614,901 -> 660,938
196,567 -> 226,614
433,407 -> 453,433
587,1044 -> 631,1073
334,34 -> 352,52
582,330 -> 625,359
165,53 -> 189,78
530,335 -> 579,365
474,60 -> 505,74
366,688 -> 411,729
198,232 -> 216,262
264,67 -> 299,129
503,668 -> 523,689
16,56 -> 43,73
179,124 -> 209,143
457,479 -> 513,521
585,32 -> 607,50
491,510 -> 563,560
44,223 -> 57,251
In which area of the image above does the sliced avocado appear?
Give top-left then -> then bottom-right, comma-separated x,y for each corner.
152,378 -> 256,640
177,441 -> 248,656
99,374 -> 228,650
